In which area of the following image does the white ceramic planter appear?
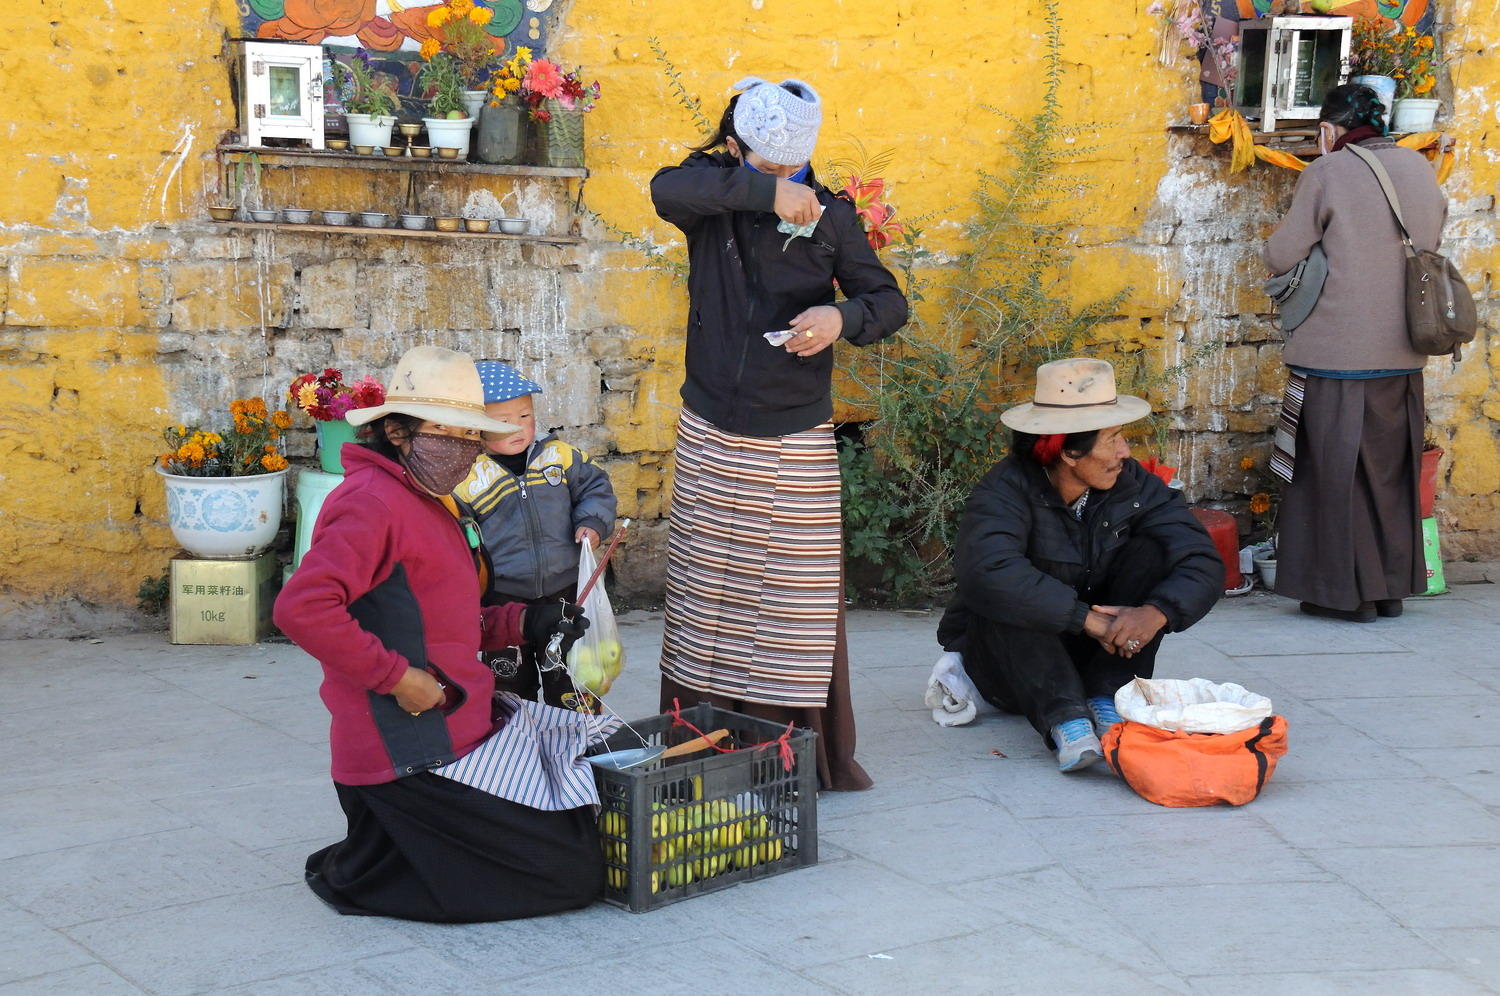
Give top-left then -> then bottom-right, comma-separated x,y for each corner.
423,115 -> 474,158
462,89 -> 488,119
158,467 -> 288,559
1254,555 -> 1278,591
345,113 -> 396,148
1392,98 -> 1440,133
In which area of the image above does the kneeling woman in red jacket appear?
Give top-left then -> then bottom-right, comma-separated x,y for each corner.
274,346 -> 593,923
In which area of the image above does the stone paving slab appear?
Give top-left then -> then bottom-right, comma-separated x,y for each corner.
2,577 -> 1499,993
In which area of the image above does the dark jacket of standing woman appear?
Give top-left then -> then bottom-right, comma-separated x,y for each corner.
1265,137 -> 1447,371
938,458 -> 1221,649
651,150 -> 908,437
274,445 -> 526,786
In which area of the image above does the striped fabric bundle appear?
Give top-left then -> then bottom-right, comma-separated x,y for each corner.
659,406 -> 842,708
1271,370 -> 1306,486
435,693 -> 621,810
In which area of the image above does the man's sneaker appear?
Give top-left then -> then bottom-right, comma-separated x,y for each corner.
1087,696 -> 1123,735
1051,718 -> 1103,773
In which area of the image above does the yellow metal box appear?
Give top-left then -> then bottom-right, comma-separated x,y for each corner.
169,552 -> 280,645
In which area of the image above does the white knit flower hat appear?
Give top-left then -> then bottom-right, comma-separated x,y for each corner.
732,77 -> 822,166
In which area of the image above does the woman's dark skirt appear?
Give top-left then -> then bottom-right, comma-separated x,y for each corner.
660,600 -> 874,792
1276,372 -> 1425,611
305,773 -> 602,923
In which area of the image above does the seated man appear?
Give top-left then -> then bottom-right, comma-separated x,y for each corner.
937,358 -> 1223,773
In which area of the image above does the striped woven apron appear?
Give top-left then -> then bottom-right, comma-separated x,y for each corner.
1271,370 -> 1306,485
659,407 -> 841,707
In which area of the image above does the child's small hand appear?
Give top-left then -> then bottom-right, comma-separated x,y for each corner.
575,527 -> 600,549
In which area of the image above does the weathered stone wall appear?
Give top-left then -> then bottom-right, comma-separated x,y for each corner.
1,0 -> 1495,635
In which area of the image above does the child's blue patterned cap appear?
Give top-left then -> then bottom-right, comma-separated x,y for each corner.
475,360 -> 543,404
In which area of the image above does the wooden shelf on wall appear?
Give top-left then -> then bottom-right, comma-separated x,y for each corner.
1168,122 -> 1320,157
219,145 -> 588,178
210,220 -> 583,245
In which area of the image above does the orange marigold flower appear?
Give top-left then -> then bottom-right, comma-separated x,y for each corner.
420,37 -> 441,60
1239,456 -> 1255,471
427,5 -> 452,26
262,453 -> 290,472
272,410 -> 292,429
1249,493 -> 1272,515
469,5 -> 492,25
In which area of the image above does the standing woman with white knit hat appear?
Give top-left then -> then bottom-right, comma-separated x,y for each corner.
650,77 -> 908,790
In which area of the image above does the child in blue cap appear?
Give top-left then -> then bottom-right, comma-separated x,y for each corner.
454,360 -> 618,708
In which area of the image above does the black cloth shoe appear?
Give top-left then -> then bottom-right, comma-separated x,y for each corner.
1375,599 -> 1404,618
1300,601 -> 1377,623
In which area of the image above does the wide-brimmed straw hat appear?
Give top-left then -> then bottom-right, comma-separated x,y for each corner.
999,357 -> 1151,435
346,346 -> 519,434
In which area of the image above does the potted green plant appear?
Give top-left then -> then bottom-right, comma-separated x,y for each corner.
155,398 -> 292,559
286,368 -> 386,474
1352,19 -> 1444,132
1348,17 -> 1399,128
420,0 -> 502,117
519,58 -> 600,169
419,52 -> 475,158
1389,25 -> 1443,132
476,45 -> 531,164
336,50 -> 401,149
1249,490 -> 1279,590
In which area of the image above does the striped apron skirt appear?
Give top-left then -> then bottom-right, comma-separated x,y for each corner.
659,406 -> 842,708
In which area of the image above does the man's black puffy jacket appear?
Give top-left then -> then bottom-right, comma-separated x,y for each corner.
938,457 -> 1222,649
650,151 -> 908,437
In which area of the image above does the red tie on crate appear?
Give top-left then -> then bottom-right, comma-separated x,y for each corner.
668,698 -> 796,773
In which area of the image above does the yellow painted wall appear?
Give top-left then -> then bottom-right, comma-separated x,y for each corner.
1,0 -> 1495,633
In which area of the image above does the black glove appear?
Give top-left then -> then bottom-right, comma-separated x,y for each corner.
522,601 -> 589,657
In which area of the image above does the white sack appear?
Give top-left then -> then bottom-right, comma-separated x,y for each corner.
1114,677 -> 1273,735
925,651 -> 982,727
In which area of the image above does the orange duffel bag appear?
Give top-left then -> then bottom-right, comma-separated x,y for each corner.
1100,715 -> 1288,807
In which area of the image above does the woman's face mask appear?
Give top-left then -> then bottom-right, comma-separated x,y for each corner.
403,431 -> 483,495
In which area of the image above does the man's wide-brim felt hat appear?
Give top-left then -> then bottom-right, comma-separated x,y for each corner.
346,346 -> 519,434
999,357 -> 1152,435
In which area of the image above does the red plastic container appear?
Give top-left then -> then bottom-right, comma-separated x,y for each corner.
1419,446 -> 1443,519
1190,507 -> 1243,593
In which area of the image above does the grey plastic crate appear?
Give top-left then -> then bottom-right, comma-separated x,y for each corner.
593,703 -> 818,912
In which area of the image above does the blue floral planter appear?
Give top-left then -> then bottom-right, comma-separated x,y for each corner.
158,467 -> 287,559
